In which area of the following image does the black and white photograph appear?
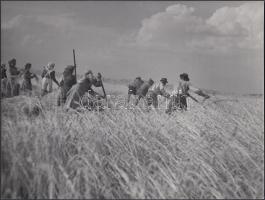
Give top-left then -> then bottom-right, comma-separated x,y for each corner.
1,1 -> 264,199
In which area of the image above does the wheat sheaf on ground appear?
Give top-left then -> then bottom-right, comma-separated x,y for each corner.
1,88 -> 264,199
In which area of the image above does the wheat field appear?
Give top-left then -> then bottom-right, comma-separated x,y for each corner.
1,81 -> 264,199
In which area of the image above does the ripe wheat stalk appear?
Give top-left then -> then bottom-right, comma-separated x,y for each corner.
1,84 -> 264,199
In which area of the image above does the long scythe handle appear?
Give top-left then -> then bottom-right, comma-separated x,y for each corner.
187,93 -> 199,103
73,49 -> 77,82
100,77 -> 107,100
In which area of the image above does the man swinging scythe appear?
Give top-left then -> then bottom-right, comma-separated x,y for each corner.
166,73 -> 210,114
64,49 -> 107,110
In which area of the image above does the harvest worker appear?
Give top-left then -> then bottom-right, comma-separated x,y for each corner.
57,65 -> 77,106
21,63 -> 38,93
41,62 -> 60,96
65,70 -> 103,110
6,58 -> 21,97
166,73 -> 210,114
1,64 -> 7,79
127,77 -> 144,104
1,64 -> 7,97
135,78 -> 154,106
146,78 -> 170,108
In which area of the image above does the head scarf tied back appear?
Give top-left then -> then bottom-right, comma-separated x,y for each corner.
63,65 -> 75,76
85,70 -> 93,76
47,62 -> 55,71
8,58 -> 16,66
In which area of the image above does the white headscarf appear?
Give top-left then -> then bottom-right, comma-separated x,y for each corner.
46,62 -> 55,71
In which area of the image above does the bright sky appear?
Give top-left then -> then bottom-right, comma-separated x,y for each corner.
1,1 -> 264,94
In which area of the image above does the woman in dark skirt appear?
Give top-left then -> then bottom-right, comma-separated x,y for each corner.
21,63 -> 38,93
57,65 -> 76,106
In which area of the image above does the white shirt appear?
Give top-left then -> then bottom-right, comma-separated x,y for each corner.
149,82 -> 169,96
171,79 -> 200,96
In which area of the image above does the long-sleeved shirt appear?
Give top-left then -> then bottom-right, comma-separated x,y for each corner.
128,78 -> 144,90
42,69 -> 59,86
22,70 -> 36,90
149,82 -> 170,98
136,81 -> 152,97
171,80 -> 203,96
7,66 -> 20,79
59,74 -> 76,92
65,76 -> 102,109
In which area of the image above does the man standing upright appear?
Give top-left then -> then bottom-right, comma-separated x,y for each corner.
166,73 -> 210,114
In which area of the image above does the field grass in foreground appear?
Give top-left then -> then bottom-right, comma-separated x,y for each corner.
1,89 -> 264,199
